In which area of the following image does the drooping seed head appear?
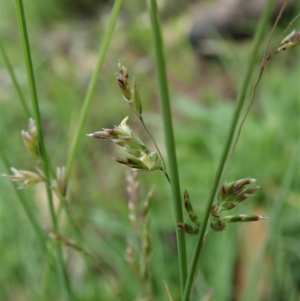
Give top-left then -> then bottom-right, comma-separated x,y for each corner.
2,167 -> 45,189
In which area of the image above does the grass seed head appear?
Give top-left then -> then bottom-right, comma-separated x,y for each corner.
21,118 -> 40,162
2,167 -> 45,189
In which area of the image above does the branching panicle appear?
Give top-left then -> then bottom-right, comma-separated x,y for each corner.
88,116 -> 163,171
210,178 -> 266,231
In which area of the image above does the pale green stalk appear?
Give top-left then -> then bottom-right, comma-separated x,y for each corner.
140,117 -> 169,180
183,0 -> 276,299
149,0 -> 187,295
56,196 -> 101,297
14,0 -> 57,229
41,250 -> 53,301
65,0 -> 123,180
14,0 -> 70,298
56,0 -> 122,291
62,3 -> 123,292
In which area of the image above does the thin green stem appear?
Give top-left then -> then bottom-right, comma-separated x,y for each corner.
182,0 -> 276,299
0,41 -> 31,118
52,198 -> 101,297
14,0 -> 57,228
54,5 -> 123,292
56,196 -> 99,260
14,0 -> 70,298
139,117 -> 170,182
273,12 -> 300,50
263,0 -> 289,57
65,0 -> 123,181
229,0 -> 290,161
149,0 -> 187,295
41,244 -> 55,301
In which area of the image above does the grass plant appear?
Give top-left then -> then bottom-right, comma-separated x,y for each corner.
0,0 -> 299,300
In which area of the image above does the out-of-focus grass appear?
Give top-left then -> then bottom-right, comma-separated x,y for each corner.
0,0 -> 299,300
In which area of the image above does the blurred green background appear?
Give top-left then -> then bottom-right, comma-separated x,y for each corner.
0,0 -> 299,300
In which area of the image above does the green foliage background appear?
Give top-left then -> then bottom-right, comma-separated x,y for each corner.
0,0 -> 299,300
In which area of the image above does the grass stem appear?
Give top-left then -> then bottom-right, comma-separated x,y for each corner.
14,0 -> 70,298
14,0 -> 57,229
182,0 -> 276,299
65,0 -> 123,181
149,0 -> 188,295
